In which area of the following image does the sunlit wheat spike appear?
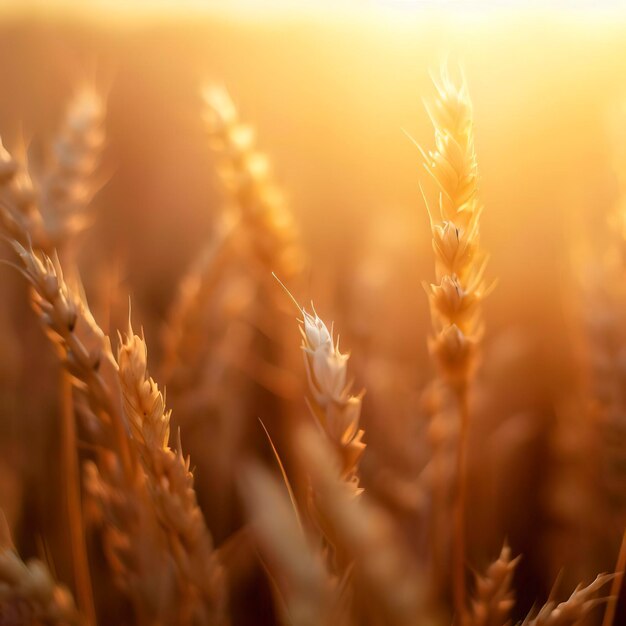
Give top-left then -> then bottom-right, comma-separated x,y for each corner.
421,66 -> 486,391
300,305 -> 366,492
418,65 -> 489,625
8,240 -> 129,465
276,276 -> 366,497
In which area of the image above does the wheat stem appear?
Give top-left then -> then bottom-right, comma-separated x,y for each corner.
60,370 -> 97,626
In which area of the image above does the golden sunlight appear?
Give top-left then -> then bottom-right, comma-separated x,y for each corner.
0,2 -> 624,626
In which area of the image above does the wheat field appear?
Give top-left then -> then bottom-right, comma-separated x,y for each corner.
0,2 -> 625,625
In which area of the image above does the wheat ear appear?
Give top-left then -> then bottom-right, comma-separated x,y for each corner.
0,88 -> 105,625
521,574 -> 613,626
296,301 -> 365,496
39,85 -> 106,246
10,242 -> 178,624
0,137 -> 46,250
468,543 -> 519,626
0,511 -> 81,626
203,85 -> 302,280
117,322 -> 227,625
0,87 -> 105,253
419,66 -> 487,625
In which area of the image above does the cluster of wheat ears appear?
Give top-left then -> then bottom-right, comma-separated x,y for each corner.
0,67 -> 623,626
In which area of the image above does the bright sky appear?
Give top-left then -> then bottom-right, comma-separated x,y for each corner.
4,0 -> 626,22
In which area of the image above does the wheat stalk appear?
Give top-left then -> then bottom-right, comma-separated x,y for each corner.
418,66 -> 488,625
274,276 -> 366,569
420,66 -> 486,395
202,86 -> 305,402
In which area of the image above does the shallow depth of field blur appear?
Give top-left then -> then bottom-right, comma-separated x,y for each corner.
1,2 -> 626,625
